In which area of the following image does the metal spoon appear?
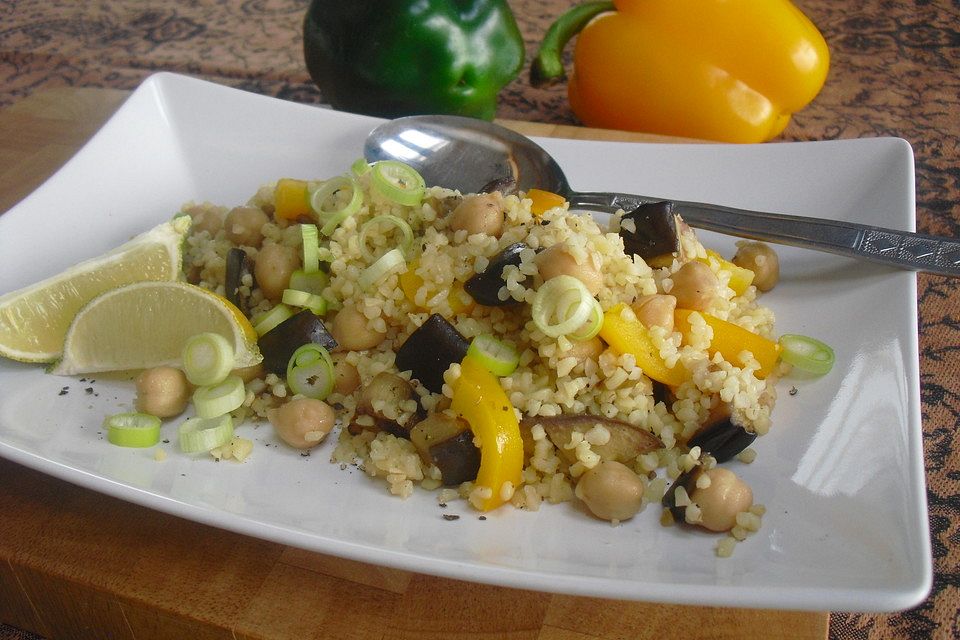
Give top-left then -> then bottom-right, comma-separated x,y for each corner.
364,114 -> 960,277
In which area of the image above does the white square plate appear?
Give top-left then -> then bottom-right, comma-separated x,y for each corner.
0,73 -> 931,611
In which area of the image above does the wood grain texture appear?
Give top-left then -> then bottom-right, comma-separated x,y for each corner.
0,89 -> 829,640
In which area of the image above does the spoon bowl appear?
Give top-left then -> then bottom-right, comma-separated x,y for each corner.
365,114 -> 960,277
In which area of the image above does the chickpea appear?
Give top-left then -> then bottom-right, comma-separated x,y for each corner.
330,305 -> 387,351
268,397 -> 336,450
448,193 -> 504,237
631,293 -> 676,331
254,242 -> 300,301
689,468 -> 753,532
535,242 -> 604,295
357,372 -> 415,423
670,261 -> 719,311
184,204 -> 223,236
332,356 -> 360,395
134,367 -> 191,418
733,241 -> 780,292
224,205 -> 269,247
561,336 -> 604,361
575,461 -> 645,522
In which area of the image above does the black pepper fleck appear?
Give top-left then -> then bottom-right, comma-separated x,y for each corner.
442,513 -> 460,521
438,502 -> 447,508
58,388 -> 69,396
85,387 -> 94,394
478,515 -> 487,521
789,386 -> 798,396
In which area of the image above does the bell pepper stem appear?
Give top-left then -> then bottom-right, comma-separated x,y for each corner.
531,1 -> 615,86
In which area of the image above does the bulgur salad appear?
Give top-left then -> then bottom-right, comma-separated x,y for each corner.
174,159 -> 829,556
0,158 -> 835,557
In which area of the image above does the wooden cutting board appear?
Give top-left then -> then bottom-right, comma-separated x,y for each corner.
0,87 -> 828,640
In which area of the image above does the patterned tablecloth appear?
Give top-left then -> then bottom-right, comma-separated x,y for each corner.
2,1 -> 958,638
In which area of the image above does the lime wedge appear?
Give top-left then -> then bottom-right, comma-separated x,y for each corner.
0,217 -> 191,363
52,281 -> 261,376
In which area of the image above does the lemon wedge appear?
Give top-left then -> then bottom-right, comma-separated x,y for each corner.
0,217 -> 191,363
52,281 -> 261,376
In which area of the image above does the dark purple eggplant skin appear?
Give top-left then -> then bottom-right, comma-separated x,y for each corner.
620,201 -> 680,260
395,314 -> 469,393
651,380 -> 671,407
225,247 -> 254,315
429,430 -> 481,486
478,176 -> 517,196
661,467 -> 700,521
687,416 -> 757,463
464,242 -> 528,306
257,310 -> 338,375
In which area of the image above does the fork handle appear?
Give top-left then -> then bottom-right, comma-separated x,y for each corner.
568,191 -> 960,277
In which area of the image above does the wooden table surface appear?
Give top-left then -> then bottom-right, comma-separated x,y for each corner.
0,87 -> 829,640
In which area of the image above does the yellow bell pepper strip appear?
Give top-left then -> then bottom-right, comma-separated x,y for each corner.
675,309 -> 780,378
699,250 -> 755,296
399,259 -> 475,315
598,303 -> 688,386
274,179 -> 311,221
532,0 -> 830,143
450,353 -> 524,511
526,188 -> 567,216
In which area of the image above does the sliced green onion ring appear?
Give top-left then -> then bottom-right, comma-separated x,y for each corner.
301,223 -> 320,273
467,334 -> 520,377
288,269 -> 328,295
281,288 -> 327,315
359,247 -> 406,291
105,412 -> 162,448
371,161 -> 425,206
309,176 -> 363,235
569,297 -> 604,341
286,343 -> 335,400
179,414 -> 234,454
252,303 -> 295,336
531,275 -> 594,338
358,214 -> 415,261
182,332 -> 235,386
193,375 -> 246,418
351,157 -> 371,176
778,334 -> 835,375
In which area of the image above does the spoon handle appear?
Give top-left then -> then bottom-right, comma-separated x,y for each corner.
568,191 -> 960,277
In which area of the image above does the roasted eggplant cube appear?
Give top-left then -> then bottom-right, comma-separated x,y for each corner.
225,247 -> 254,315
478,176 -> 518,196
257,310 -> 338,375
464,242 -> 528,306
410,414 -> 480,486
619,201 -> 680,261
661,467 -> 700,521
430,431 -> 481,486
688,416 -> 757,463
395,314 -> 469,393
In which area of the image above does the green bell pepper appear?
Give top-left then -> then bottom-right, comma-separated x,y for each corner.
302,0 -> 524,120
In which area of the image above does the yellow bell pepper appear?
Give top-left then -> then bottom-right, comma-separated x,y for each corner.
526,188 -> 567,216
274,178 -> 311,221
699,250 -> 755,296
399,259 -> 475,315
675,309 -> 780,378
598,303 -> 688,386
450,353 -> 524,511
532,0 -> 830,143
